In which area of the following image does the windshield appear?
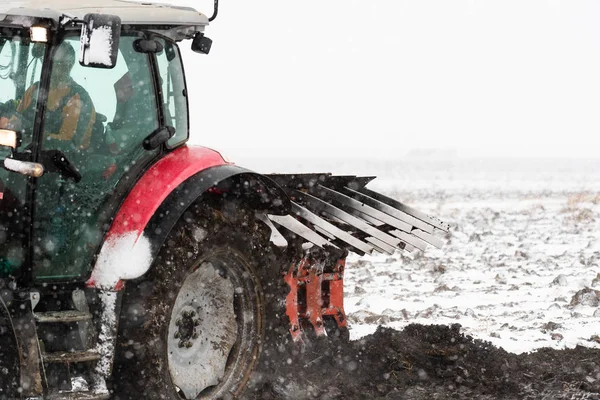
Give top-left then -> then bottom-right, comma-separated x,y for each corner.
0,29 -> 45,278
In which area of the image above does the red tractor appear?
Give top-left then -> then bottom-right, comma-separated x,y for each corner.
0,1 -> 448,398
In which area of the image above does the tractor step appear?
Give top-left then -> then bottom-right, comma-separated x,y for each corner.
43,350 -> 101,364
34,310 -> 92,324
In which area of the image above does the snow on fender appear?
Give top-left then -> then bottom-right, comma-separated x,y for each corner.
86,146 -> 230,290
88,232 -> 153,290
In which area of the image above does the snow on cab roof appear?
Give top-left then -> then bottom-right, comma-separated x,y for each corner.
0,0 -> 209,27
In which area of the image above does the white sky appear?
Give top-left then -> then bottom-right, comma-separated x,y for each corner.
171,0 -> 600,161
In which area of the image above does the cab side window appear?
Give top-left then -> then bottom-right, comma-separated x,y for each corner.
155,38 -> 189,148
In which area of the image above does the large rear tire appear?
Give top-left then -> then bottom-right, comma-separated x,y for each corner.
111,203 -> 280,399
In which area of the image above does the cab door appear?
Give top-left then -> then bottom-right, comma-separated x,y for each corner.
32,35 -> 161,281
0,32 -> 45,279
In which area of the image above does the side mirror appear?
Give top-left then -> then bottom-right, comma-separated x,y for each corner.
143,126 -> 175,150
79,13 -> 121,68
133,39 -> 164,54
191,33 -> 212,55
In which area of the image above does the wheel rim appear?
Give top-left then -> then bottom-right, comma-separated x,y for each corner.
167,261 -> 238,399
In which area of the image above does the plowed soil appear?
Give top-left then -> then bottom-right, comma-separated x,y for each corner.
248,323 -> 600,399
242,159 -> 600,399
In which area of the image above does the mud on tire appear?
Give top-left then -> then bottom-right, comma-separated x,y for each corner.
111,201 -> 288,399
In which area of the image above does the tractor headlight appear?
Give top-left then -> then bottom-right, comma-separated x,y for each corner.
30,26 -> 49,43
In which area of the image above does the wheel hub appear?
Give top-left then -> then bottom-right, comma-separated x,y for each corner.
174,310 -> 200,348
167,261 -> 238,399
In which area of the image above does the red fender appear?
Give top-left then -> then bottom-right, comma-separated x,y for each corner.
86,145 -> 228,288
107,145 -> 228,237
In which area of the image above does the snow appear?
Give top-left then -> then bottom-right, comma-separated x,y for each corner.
81,25 -> 114,67
69,376 -> 89,393
90,232 -> 152,289
344,158 -> 600,355
91,290 -> 117,394
4,16 -> 34,28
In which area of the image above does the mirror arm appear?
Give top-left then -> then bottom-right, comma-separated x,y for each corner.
59,15 -> 85,27
209,0 -> 219,22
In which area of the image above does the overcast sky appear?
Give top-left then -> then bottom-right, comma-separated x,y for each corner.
170,0 -> 600,161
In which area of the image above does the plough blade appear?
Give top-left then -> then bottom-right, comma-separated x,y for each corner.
268,214 -> 333,248
412,228 -> 445,249
290,203 -> 374,254
291,189 -> 402,254
342,186 -> 434,234
315,185 -> 414,233
358,187 -> 451,232
266,173 -> 449,256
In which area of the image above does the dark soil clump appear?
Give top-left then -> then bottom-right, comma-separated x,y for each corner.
247,324 -> 600,399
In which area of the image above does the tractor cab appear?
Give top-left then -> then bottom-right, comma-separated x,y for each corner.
0,2 -> 209,283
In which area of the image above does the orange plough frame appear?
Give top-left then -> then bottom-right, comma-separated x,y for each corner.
284,255 -> 347,342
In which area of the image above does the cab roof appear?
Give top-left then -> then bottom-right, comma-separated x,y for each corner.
0,0 -> 209,27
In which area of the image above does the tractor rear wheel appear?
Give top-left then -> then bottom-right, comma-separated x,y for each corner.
112,203 -> 279,399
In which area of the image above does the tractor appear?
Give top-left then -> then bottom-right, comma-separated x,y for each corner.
0,1 -> 448,398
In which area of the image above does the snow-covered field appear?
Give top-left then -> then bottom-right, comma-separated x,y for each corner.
338,157 -> 600,354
